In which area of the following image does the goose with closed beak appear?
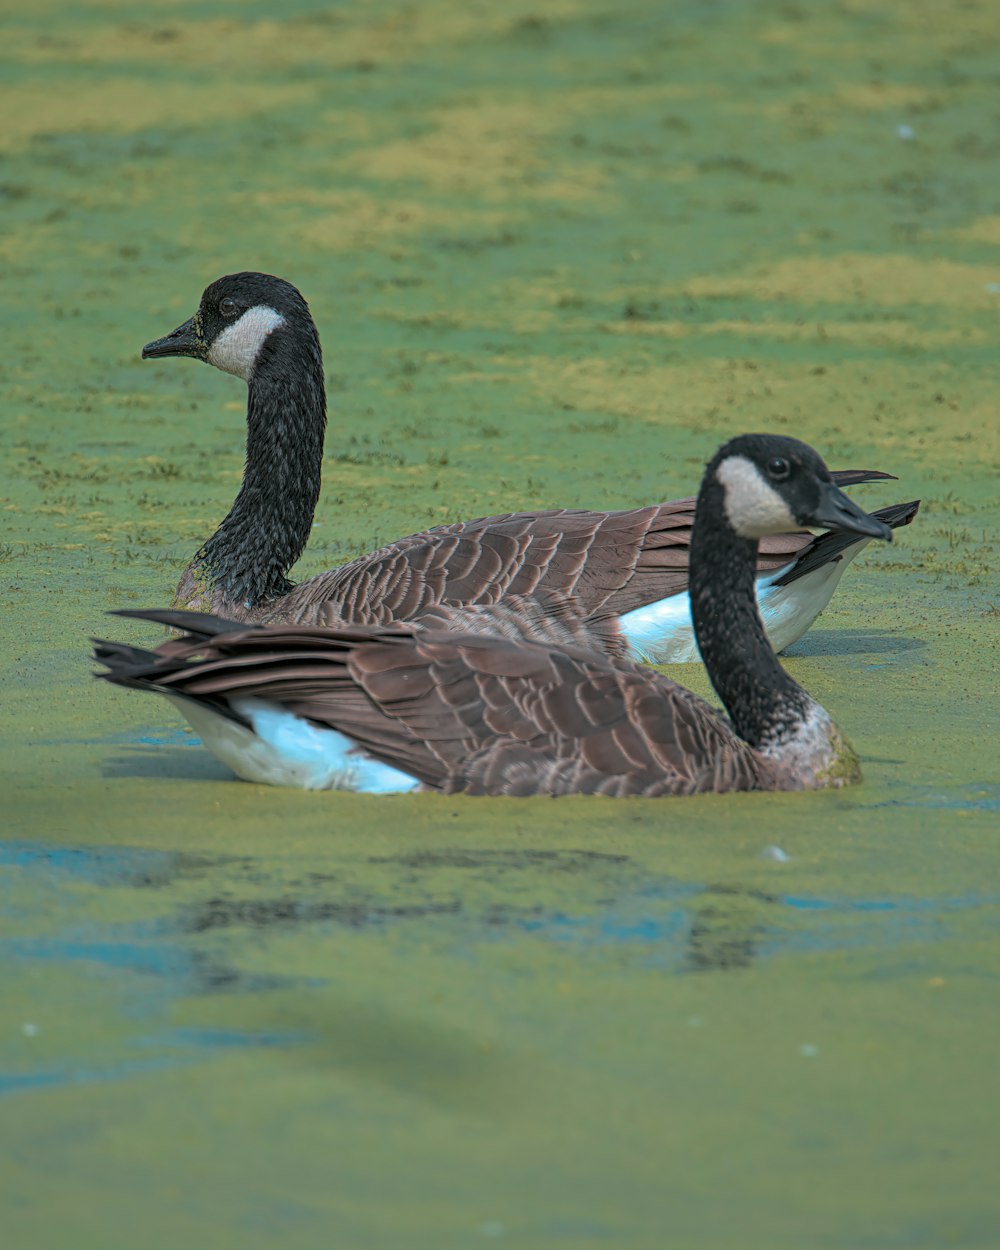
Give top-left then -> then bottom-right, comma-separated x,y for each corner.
94,434 -> 893,796
142,272 -> 918,661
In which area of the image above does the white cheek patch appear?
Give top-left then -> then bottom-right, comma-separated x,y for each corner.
207,305 -> 285,380
716,455 -> 798,537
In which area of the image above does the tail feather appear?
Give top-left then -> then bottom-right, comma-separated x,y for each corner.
108,607 -> 256,638
773,499 -> 920,588
92,637 -> 168,680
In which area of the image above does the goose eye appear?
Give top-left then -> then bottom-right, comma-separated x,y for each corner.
219,297 -> 239,317
766,456 -> 791,480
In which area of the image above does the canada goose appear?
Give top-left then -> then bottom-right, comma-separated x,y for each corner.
94,434 -> 893,796
142,272 -> 917,660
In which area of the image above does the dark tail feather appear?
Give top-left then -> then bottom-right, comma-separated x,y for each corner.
107,607 -> 258,638
92,633 -> 249,726
93,637 -> 164,675
773,500 -> 920,588
92,638 -> 178,695
830,469 -> 898,487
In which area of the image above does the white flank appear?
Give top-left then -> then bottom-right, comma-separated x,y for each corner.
716,455 -> 797,537
620,538 -> 872,663
207,305 -> 285,380
165,694 -> 420,793
619,589 -> 703,664
755,537 -> 871,652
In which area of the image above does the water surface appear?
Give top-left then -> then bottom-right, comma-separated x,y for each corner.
1,1 -> 998,1247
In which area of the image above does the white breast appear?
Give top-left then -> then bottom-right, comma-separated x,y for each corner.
756,700 -> 861,790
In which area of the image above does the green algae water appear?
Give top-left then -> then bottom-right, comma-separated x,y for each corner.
1,1 -> 999,1246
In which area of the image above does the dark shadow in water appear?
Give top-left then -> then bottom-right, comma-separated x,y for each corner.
684,884 -> 777,973
484,878 -> 786,974
100,745 -> 232,782
187,948 -> 300,996
369,848 -> 630,872
5,992 -> 523,1114
182,894 -> 462,934
271,994 -> 524,1116
784,629 -> 927,658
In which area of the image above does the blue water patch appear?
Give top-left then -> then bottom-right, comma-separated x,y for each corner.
135,728 -> 202,747
0,1029 -> 309,1099
137,1027 -> 311,1052
0,840 -> 183,886
514,905 -> 693,948
0,1057 -> 181,1097
34,725 -> 201,748
483,885 -> 1000,969
781,894 -> 991,913
7,935 -> 195,978
2,924 -> 313,999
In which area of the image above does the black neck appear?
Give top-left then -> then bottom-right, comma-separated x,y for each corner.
196,331 -> 326,608
689,477 -> 812,747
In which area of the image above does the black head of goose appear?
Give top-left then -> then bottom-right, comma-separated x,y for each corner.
94,433 -> 892,796
143,272 -> 917,658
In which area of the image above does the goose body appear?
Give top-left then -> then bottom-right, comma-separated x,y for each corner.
142,272 -> 917,658
95,435 -> 894,796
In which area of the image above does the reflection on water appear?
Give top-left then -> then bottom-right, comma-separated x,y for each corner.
684,885 -> 775,972
4,835 -> 999,1099
368,848 -> 631,871
184,894 -> 462,933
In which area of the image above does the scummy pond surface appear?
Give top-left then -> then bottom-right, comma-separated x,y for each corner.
1,0 -> 998,1246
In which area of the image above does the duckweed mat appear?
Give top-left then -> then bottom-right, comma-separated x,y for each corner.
1,1 -> 998,1247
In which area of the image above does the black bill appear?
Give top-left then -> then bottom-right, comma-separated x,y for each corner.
141,315 -> 205,361
808,481 -> 894,541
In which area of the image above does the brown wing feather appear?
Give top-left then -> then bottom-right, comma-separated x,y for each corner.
278,501 -> 818,625
270,505 -> 668,625
341,628 -> 768,795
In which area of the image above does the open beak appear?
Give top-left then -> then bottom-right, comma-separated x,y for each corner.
141,315 -> 205,361
809,481 -> 893,542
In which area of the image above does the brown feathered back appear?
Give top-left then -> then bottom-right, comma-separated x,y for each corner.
257,501 -> 811,627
